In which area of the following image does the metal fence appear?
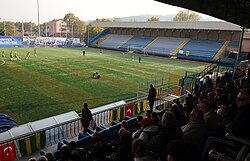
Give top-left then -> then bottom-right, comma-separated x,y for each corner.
0,80 -> 186,161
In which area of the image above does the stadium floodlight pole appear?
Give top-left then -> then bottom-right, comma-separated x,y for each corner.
22,21 -> 24,37
13,22 -> 15,36
87,26 -> 89,45
37,0 -> 40,37
30,22 -> 32,36
232,26 -> 245,80
45,22 -> 47,37
71,24 -> 73,38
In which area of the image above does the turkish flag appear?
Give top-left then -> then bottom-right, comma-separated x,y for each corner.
125,104 -> 134,117
0,142 -> 16,161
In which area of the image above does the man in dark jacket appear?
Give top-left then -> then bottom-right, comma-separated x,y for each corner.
147,111 -> 183,161
148,84 -> 157,111
81,103 -> 93,132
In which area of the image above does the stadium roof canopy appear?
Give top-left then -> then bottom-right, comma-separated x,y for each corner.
92,21 -> 241,31
155,0 -> 250,28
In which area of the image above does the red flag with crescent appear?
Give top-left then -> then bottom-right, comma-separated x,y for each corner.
0,142 -> 16,161
125,104 -> 134,117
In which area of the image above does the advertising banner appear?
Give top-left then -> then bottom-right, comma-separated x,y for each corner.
0,36 -> 22,47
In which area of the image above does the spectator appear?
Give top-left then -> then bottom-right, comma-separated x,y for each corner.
150,112 -> 160,126
181,109 -> 207,148
134,115 -> 143,129
139,118 -> 158,143
147,111 -> 183,161
167,140 -> 201,161
132,139 -> 160,161
171,103 -> 187,126
198,99 -> 219,135
45,152 -> 55,161
81,103 -> 93,132
121,120 -> 132,132
132,116 -> 143,137
132,116 -> 143,139
92,142 -> 112,161
207,92 -> 217,110
111,130 -> 121,153
230,88 -> 250,139
112,130 -> 134,161
68,141 -> 86,161
37,156 -> 48,161
28,157 -> 37,161
233,67 -> 246,80
59,145 -> 75,161
148,84 -> 157,111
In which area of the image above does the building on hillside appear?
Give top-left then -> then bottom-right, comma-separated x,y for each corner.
47,19 -> 70,37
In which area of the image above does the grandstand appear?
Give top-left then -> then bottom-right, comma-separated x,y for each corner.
90,21 -> 250,65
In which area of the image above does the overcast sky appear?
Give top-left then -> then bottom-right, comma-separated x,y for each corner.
0,0 -> 219,23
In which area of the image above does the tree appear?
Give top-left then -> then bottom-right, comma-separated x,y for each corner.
63,13 -> 86,37
95,18 -> 112,22
148,16 -> 160,21
173,10 -> 201,21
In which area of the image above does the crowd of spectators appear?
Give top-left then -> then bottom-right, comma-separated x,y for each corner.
29,54 -> 250,161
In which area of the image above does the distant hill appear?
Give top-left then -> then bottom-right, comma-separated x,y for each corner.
86,14 -> 221,23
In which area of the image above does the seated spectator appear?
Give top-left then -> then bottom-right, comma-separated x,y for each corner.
147,111 -> 183,161
132,116 -> 144,139
207,92 -> 217,110
92,142 -> 112,161
132,139 -> 160,161
111,130 -> 121,153
121,120 -> 132,132
171,103 -> 187,126
139,118 -> 158,143
28,157 -> 37,161
173,98 -> 184,112
112,130 -> 134,161
133,115 -> 143,131
45,152 -> 54,161
234,67 -> 246,80
202,88 -> 250,158
150,112 -> 160,126
68,141 -> 86,161
198,99 -> 219,136
37,156 -> 48,161
181,109 -> 207,148
183,94 -> 195,117
167,140 -> 201,161
230,88 -> 250,139
59,145 -> 77,161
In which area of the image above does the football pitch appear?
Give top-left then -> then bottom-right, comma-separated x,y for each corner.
0,47 -> 206,124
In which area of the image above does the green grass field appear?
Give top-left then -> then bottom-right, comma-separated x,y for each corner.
0,47 -> 206,124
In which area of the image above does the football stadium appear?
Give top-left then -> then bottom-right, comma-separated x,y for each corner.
1,0 -> 250,161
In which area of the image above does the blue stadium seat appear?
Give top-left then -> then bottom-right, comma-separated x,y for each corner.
62,139 -> 69,145
100,128 -> 113,143
40,149 -> 46,156
96,125 -> 106,132
127,117 -> 137,129
76,135 -> 92,152
57,141 -> 64,150
111,120 -> 120,126
78,132 -> 90,140
109,122 -> 122,133
53,150 -> 61,160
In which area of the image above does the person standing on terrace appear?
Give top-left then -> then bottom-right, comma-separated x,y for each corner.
81,103 -> 93,132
